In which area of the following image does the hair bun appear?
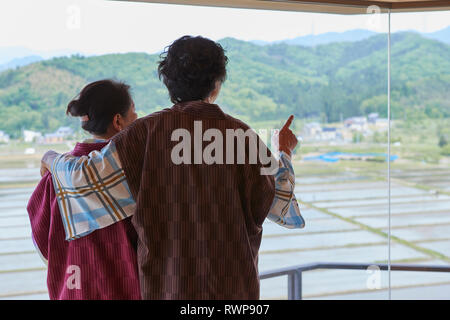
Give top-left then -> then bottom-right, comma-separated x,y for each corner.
67,99 -> 85,117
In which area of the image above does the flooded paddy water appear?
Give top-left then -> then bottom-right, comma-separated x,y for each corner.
259,163 -> 450,299
0,162 -> 449,299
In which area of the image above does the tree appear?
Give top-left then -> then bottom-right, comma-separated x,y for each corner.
439,135 -> 448,148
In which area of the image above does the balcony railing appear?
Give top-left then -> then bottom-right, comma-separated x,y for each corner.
259,262 -> 450,300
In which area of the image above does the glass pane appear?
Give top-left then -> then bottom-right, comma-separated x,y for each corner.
255,10 -> 391,299
0,0 -> 391,300
389,10 -> 450,299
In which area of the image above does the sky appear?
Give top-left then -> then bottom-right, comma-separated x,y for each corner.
0,0 -> 449,56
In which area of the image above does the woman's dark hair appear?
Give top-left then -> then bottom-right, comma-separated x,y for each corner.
67,79 -> 133,135
157,35 -> 228,103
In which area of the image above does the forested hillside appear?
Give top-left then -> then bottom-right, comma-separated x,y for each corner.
0,32 -> 449,137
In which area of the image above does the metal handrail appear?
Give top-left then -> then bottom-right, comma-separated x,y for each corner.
259,262 -> 450,300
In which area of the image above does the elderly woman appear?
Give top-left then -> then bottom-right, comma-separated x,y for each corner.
41,36 -> 304,300
28,80 -> 140,299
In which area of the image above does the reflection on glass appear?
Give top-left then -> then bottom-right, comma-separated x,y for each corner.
389,10 -> 450,300
257,11 -> 391,299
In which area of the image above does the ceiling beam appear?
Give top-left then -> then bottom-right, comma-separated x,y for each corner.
111,0 -> 450,14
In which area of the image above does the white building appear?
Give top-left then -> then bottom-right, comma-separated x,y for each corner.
321,127 -> 338,141
344,117 -> 368,132
0,130 -> 10,143
23,130 -> 42,143
55,127 -> 74,137
37,127 -> 75,144
41,133 -> 65,144
301,123 -> 343,142
302,122 -> 322,140
368,113 -> 379,124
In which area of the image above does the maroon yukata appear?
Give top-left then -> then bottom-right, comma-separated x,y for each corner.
27,141 -> 141,300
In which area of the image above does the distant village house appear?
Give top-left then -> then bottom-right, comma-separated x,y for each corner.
344,116 -> 368,132
23,130 -> 42,143
23,127 -> 74,144
0,130 -> 10,143
41,127 -> 74,144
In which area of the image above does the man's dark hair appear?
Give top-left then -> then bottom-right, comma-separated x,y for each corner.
66,79 -> 132,135
157,35 -> 228,104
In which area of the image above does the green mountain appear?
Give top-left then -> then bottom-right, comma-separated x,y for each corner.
0,32 -> 449,137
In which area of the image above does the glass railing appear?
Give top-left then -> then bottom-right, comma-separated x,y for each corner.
0,0 -> 448,300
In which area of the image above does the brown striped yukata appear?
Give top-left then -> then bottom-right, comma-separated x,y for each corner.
112,100 -> 275,299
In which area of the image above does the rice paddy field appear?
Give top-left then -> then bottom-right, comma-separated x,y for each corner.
259,159 -> 450,299
0,140 -> 449,300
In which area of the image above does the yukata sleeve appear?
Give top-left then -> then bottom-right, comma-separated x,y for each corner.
27,173 -> 54,263
266,152 -> 305,229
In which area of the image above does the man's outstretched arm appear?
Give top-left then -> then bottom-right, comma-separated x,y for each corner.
266,151 -> 304,228
266,115 -> 305,229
